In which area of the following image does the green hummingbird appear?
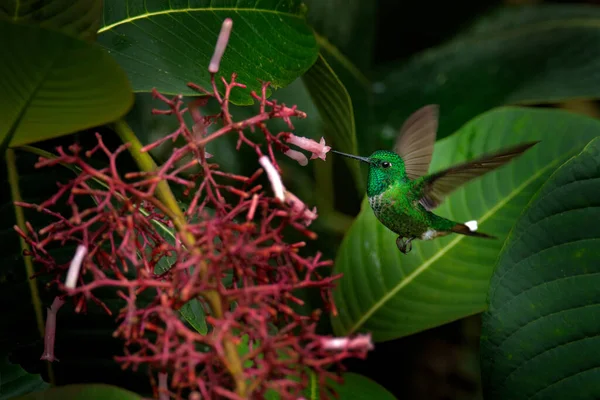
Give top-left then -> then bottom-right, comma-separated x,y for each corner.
332,105 -> 539,254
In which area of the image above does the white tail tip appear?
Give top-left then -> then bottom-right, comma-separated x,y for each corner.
465,220 -> 478,232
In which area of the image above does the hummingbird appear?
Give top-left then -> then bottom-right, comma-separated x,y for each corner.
332,105 -> 539,254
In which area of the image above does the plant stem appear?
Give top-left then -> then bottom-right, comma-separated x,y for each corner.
111,119 -> 247,396
6,148 -> 55,385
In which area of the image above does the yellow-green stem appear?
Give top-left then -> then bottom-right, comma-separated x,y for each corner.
112,120 -> 186,230
111,119 -> 246,396
6,148 -> 55,385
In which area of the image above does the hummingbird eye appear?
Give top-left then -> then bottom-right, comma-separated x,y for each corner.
381,161 -> 391,169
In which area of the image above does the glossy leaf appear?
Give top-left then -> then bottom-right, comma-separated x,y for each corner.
97,0 -> 318,105
370,4 -> 600,149
0,354 -> 48,399
0,0 -> 102,40
13,384 -> 142,400
331,107 -> 600,342
302,54 -> 362,190
0,20 -> 133,149
480,137 -> 600,400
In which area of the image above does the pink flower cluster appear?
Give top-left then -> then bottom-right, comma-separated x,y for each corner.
14,18 -> 372,400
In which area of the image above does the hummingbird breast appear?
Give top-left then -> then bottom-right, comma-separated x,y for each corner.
368,188 -> 430,238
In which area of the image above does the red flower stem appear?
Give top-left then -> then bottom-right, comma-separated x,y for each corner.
111,118 -> 247,397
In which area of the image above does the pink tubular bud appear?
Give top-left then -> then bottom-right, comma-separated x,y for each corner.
158,372 -> 169,400
40,296 -> 66,362
320,333 -> 374,352
284,149 -> 308,166
285,134 -> 331,162
65,244 -> 87,289
259,156 -> 285,201
209,18 -> 233,74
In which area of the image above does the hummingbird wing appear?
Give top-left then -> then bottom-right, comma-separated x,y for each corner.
394,104 -> 439,180
418,141 -> 539,211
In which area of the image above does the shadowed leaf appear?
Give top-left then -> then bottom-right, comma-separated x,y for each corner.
0,353 -> 48,400
12,384 -> 142,400
371,4 -> 600,149
302,54 -> 362,190
332,373 -> 397,400
0,0 -> 102,40
0,20 -> 133,149
481,137 -> 600,400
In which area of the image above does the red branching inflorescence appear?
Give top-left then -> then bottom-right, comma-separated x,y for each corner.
15,18 -> 372,400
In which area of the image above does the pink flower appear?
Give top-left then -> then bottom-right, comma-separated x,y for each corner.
319,333 -> 374,352
285,134 -> 331,162
284,190 -> 318,226
191,121 -> 213,159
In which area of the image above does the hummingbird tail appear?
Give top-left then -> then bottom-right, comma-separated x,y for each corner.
451,221 -> 496,239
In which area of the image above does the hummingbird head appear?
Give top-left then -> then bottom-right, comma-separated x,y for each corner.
331,150 -> 406,197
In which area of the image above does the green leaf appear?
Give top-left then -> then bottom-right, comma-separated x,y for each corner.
0,0 -> 102,40
308,36 -> 373,198
12,384 -> 142,400
331,106 -> 600,342
371,4 -> 600,148
97,0 -> 318,105
480,137 -> 600,400
150,219 -> 208,335
331,373 -> 396,400
0,19 -> 133,149
302,54 -> 362,190
0,354 -> 48,399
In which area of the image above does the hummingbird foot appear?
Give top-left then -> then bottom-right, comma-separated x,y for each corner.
396,237 -> 414,254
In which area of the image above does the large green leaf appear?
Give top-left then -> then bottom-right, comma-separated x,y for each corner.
0,19 -> 133,149
0,0 -> 102,40
480,137 -> 600,400
97,0 -> 318,105
302,54 -> 362,190
13,384 -> 142,400
0,354 -> 48,399
370,4 -> 600,151
331,107 -> 600,342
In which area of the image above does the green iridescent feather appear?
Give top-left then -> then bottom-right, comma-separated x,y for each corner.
332,105 -> 538,254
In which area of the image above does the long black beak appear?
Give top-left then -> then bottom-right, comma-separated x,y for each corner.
331,150 -> 371,164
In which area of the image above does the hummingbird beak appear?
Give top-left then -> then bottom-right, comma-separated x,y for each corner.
331,150 -> 371,164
